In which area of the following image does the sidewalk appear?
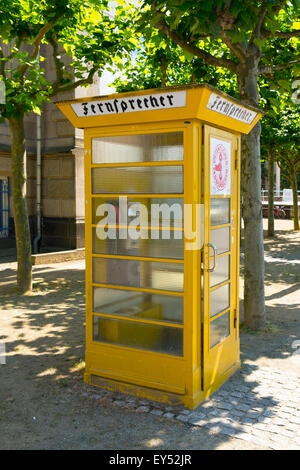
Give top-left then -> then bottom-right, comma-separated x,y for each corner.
0,221 -> 299,450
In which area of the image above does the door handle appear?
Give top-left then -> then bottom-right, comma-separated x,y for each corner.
207,243 -> 218,272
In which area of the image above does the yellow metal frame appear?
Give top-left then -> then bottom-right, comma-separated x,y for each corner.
56,85 -> 262,409
56,84 -> 261,135
83,121 -> 197,406
202,125 -> 241,399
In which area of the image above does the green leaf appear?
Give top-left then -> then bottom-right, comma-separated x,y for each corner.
278,80 -> 291,92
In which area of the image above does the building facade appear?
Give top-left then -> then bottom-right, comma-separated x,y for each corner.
0,44 -> 99,250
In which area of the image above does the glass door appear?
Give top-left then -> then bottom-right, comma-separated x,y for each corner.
85,128 -> 187,394
202,126 -> 240,391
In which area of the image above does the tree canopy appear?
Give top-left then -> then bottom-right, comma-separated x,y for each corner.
119,0 -> 300,329
0,0 -> 137,119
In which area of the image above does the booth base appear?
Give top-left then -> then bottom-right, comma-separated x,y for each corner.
202,360 -> 241,403
83,360 -> 241,410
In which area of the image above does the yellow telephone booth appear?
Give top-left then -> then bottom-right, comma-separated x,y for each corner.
56,85 -> 262,409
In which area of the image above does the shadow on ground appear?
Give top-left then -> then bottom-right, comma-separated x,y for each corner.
0,228 -> 299,449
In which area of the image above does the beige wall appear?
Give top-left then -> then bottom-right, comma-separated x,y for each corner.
42,154 -> 75,218
0,41 -> 100,222
0,151 -> 82,220
0,41 -> 101,249
0,152 -> 10,177
0,42 -> 100,155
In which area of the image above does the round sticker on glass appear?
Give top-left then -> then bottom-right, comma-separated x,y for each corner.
210,138 -> 231,196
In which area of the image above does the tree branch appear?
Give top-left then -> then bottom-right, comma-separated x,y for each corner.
31,22 -> 56,60
259,58 -> 300,75
189,33 -> 215,41
276,159 -> 290,178
49,66 -> 98,97
219,31 -> 246,62
155,17 -> 237,73
261,29 -> 300,39
249,1 -> 268,43
18,21 -> 57,78
15,36 -> 24,51
276,152 -> 300,172
48,34 -> 65,84
271,0 -> 289,16
252,1 -> 299,41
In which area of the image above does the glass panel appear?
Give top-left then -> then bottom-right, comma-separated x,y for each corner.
93,287 -> 183,324
210,227 -> 230,254
210,312 -> 230,348
92,132 -> 183,164
210,198 -> 230,226
92,166 -> 183,194
93,258 -> 184,292
92,197 -> 184,228
210,283 -> 230,317
210,255 -> 230,288
93,316 -> 183,356
92,227 -> 184,260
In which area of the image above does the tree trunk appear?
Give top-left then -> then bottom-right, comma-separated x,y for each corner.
290,164 -> 300,230
268,151 -> 275,237
9,115 -> 32,293
238,56 -> 265,329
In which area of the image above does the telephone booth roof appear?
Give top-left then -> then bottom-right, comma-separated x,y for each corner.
55,84 -> 262,135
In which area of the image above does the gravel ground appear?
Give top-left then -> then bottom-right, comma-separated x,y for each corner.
0,219 -> 299,450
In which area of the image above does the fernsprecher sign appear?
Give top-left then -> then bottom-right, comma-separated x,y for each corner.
207,93 -> 257,124
71,90 -> 187,117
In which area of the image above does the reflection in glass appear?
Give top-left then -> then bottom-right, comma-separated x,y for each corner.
92,132 -> 183,164
92,227 -> 184,260
210,198 -> 230,226
210,312 -> 230,348
93,258 -> 184,292
210,227 -> 230,254
210,255 -> 230,287
93,316 -> 183,356
210,283 -> 230,317
93,287 -> 183,323
92,197 -> 184,228
92,166 -> 183,194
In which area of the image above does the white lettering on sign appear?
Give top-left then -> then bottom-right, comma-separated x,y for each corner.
71,91 -> 186,117
207,93 -> 257,124
210,137 -> 231,196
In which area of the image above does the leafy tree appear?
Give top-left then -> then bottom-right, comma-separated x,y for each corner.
273,107 -> 300,229
114,16 -> 299,240
133,0 -> 300,329
0,0 -> 135,293
260,52 -> 300,235
114,30 -> 239,94
261,116 -> 277,237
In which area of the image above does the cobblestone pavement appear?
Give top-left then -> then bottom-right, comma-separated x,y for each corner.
1,221 -> 299,450
82,361 -> 300,450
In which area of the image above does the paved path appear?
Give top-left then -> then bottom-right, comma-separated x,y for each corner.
81,220 -> 300,450
81,360 -> 300,450
0,222 -> 299,450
